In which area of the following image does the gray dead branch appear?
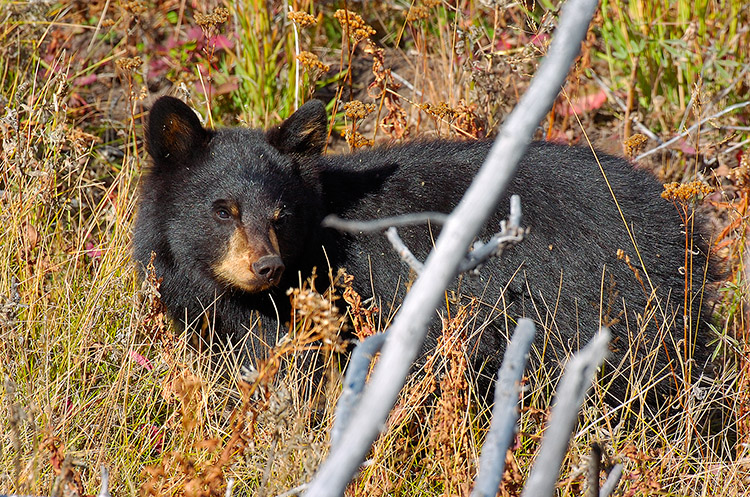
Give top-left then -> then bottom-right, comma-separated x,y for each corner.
470,318 -> 536,497
303,0 -> 602,494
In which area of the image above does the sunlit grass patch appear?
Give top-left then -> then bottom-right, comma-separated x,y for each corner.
1,1 -> 749,495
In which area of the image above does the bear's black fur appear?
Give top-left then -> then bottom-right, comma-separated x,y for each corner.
134,96 -> 712,402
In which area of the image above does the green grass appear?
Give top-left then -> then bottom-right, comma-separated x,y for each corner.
1,1 -> 749,495
598,0 -> 749,131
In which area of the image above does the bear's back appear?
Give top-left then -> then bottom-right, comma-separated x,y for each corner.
318,140 -> 710,395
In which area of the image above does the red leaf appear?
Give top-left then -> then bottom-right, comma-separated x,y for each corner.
74,74 -> 98,86
130,350 -> 154,371
558,89 -> 608,116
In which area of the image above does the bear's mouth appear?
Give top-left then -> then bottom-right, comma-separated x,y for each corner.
212,264 -> 284,293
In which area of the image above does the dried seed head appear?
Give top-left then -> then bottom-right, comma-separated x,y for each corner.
729,151 -> 750,187
115,56 -> 143,72
454,100 -> 482,137
341,129 -> 374,149
297,51 -> 330,72
344,100 -> 375,120
122,0 -> 147,14
334,9 -> 376,43
421,101 -> 456,120
661,181 -> 712,202
194,7 -> 229,29
623,133 -> 648,159
406,5 -> 431,22
288,11 -> 317,28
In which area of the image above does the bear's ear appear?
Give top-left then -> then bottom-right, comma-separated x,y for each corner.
266,100 -> 328,156
146,96 -> 211,165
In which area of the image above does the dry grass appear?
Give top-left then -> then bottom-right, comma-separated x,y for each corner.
2,1 -> 750,496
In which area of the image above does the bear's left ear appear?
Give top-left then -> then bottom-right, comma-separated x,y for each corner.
266,100 -> 328,156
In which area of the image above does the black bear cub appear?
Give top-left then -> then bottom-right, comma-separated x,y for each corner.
134,96 -> 711,401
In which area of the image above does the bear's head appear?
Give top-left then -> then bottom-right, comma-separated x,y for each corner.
142,96 -> 328,294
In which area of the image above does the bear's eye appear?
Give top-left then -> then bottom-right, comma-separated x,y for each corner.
213,206 -> 233,222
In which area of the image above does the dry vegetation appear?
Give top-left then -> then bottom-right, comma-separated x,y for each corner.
2,0 -> 750,495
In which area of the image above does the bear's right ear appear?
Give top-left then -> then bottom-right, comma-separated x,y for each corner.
266,100 -> 328,156
146,96 -> 211,165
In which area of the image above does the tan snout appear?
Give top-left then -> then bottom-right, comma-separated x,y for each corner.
212,226 -> 285,292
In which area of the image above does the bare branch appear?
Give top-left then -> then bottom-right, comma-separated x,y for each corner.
600,463 -> 623,497
635,100 -> 750,161
332,195 -> 524,276
385,228 -> 425,274
275,483 -> 308,497
304,1 -> 600,494
507,194 -> 522,229
331,333 -> 388,447
383,195 -> 525,275
520,329 -> 611,497
225,477 -> 235,497
321,212 -> 448,233
459,195 -> 525,273
470,319 -> 536,497
586,443 -> 601,497
98,466 -> 111,497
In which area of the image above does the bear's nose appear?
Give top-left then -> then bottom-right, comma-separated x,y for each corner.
252,255 -> 285,285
